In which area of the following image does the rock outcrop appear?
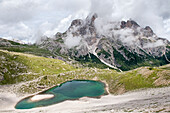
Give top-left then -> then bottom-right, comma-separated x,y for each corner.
38,13 -> 170,71
121,20 -> 140,28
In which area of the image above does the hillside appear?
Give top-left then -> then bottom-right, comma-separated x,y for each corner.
0,49 -> 74,85
0,50 -> 169,95
0,38 -> 55,58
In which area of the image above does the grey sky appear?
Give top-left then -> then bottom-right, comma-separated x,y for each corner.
0,0 -> 170,43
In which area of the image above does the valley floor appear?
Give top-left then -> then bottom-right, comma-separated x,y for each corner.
0,86 -> 169,113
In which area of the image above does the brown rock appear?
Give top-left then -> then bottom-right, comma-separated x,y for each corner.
120,20 -> 140,28
126,20 -> 140,28
120,21 -> 126,28
144,26 -> 154,37
86,13 -> 98,26
70,19 -> 83,27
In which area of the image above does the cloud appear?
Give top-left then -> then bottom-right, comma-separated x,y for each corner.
90,0 -> 114,19
64,34 -> 82,48
0,0 -> 91,43
0,0 -> 170,43
143,40 -> 165,48
93,0 -> 170,40
0,0 -> 39,24
0,22 -> 34,43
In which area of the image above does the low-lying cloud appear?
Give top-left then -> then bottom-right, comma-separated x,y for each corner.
143,40 -> 165,48
64,34 -> 82,48
0,0 -> 170,43
90,0 -> 170,40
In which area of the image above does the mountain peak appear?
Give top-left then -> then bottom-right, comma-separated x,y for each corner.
85,13 -> 98,26
120,19 -> 140,28
143,26 -> 154,37
70,19 -> 84,27
38,14 -> 170,71
68,13 -> 98,38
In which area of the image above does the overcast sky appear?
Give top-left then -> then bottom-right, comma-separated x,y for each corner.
0,0 -> 170,43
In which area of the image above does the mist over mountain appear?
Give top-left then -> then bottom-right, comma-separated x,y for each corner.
0,0 -> 170,43
38,13 -> 170,71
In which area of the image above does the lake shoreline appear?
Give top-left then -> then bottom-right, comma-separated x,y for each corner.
0,86 -> 170,112
15,80 -> 107,109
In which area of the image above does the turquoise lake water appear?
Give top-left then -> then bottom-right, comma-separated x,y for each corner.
15,80 -> 106,109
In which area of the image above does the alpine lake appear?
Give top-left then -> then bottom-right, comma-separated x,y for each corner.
15,80 -> 107,109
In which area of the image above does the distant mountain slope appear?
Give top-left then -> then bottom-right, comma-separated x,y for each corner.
38,13 -> 170,71
0,38 -> 55,58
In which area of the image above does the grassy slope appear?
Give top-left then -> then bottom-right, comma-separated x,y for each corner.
0,38 -> 55,58
0,50 -> 74,84
0,49 -> 169,95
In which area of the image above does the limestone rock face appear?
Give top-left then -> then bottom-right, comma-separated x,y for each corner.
143,26 -> 154,37
70,19 -> 83,27
38,13 -> 170,71
0,38 -> 12,46
121,20 -> 140,28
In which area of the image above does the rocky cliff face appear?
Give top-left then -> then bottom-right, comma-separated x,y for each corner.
38,13 -> 170,71
0,38 -> 13,46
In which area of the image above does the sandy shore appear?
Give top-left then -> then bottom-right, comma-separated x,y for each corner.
0,86 -> 170,113
30,94 -> 54,102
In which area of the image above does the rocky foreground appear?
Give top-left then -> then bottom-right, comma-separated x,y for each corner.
0,86 -> 169,113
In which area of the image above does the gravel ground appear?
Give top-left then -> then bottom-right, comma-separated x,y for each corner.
0,86 -> 170,113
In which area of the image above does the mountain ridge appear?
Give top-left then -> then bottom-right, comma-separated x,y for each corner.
38,13 -> 170,71
0,13 -> 169,71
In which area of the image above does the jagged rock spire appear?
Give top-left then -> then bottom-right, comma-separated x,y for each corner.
70,19 -> 83,27
85,13 -> 98,26
144,26 -> 154,37
121,19 -> 140,28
